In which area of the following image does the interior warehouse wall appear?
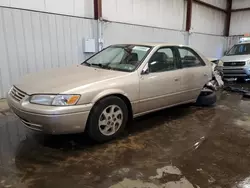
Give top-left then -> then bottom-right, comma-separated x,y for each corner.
102,0 -> 186,31
190,33 -> 227,58
102,0 -> 227,58
103,22 -> 186,47
230,0 -> 250,35
0,7 -> 97,98
191,2 -> 226,36
0,0 -> 94,18
190,0 -> 227,58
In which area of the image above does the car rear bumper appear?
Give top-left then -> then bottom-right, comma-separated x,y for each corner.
223,66 -> 250,77
7,93 -> 92,134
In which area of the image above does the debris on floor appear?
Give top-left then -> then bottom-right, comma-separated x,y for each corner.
224,86 -> 250,99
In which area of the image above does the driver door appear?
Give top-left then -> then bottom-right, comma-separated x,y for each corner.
138,47 -> 183,113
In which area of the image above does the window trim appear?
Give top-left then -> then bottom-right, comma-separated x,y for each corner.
175,47 -> 206,69
147,46 -> 178,73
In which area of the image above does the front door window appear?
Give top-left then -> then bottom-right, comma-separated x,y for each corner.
148,47 -> 176,73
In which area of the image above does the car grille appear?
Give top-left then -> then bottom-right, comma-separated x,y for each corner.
10,86 -> 27,101
224,61 -> 245,66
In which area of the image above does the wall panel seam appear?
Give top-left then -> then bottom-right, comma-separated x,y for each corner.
0,5 -> 95,20
21,11 -> 29,73
11,10 -> 21,77
30,12 -> 38,72
1,9 -> 12,85
102,20 -> 185,32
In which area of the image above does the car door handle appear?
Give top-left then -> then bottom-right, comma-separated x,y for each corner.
174,78 -> 179,81
204,73 -> 208,76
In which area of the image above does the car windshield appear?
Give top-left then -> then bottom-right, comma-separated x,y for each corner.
82,45 -> 151,72
227,43 -> 250,56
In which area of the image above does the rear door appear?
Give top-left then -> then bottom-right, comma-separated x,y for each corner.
176,47 -> 210,102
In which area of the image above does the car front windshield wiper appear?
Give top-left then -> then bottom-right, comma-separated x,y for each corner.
90,63 -> 113,70
81,62 -> 110,69
81,61 -> 91,66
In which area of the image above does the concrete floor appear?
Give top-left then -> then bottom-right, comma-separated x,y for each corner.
0,83 -> 250,188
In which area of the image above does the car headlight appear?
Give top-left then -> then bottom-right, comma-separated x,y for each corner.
30,94 -> 80,106
247,60 -> 250,65
218,60 -> 223,66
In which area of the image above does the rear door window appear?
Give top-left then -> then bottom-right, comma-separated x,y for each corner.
177,47 -> 205,68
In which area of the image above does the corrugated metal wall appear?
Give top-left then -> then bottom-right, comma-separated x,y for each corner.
227,0 -> 250,48
102,0 -> 186,30
230,0 -> 250,35
190,33 -> 227,58
200,0 -> 227,9
232,0 -> 250,9
103,22 -> 186,47
227,35 -> 241,50
230,11 -> 250,35
102,0 -> 227,59
0,0 -> 94,18
0,7 -> 97,98
192,2 -> 226,35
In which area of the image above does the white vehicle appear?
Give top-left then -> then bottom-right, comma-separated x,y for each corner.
221,38 -> 250,79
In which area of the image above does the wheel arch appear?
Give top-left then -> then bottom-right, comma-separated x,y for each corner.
90,90 -> 133,122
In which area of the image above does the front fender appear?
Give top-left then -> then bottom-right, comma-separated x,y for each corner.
91,89 -> 130,104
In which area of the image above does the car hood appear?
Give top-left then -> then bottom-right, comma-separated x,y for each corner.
15,65 -> 128,94
207,57 -> 219,62
221,54 -> 250,62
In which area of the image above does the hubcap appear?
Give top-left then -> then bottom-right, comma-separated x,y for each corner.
98,105 -> 123,136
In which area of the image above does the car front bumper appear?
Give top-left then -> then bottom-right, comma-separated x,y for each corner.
7,93 -> 92,134
223,66 -> 250,77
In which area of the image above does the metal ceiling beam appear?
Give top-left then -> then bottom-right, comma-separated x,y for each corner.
232,7 -> 250,12
225,0 -> 232,36
193,0 -> 227,13
94,0 -> 102,20
186,0 -> 193,31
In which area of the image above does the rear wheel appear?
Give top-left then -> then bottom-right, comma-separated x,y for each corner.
196,91 -> 217,106
87,96 -> 128,142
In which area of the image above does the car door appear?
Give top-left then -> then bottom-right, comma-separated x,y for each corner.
176,47 -> 210,102
138,47 -> 183,114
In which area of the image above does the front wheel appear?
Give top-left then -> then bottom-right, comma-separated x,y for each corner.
87,96 -> 128,142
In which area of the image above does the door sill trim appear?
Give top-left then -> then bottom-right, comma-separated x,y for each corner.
133,99 -> 196,118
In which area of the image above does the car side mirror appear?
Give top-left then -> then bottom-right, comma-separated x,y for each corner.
141,63 -> 150,75
224,50 -> 228,55
141,68 -> 149,75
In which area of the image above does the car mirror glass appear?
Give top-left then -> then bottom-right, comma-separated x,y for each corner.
141,68 -> 149,75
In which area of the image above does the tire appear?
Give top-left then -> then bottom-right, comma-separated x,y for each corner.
87,96 -> 128,142
196,91 -> 217,106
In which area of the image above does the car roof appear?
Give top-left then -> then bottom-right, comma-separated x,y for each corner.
237,42 -> 250,45
112,43 -> 189,48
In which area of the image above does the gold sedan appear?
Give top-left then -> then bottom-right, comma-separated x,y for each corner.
7,44 -> 214,142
